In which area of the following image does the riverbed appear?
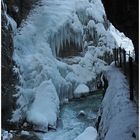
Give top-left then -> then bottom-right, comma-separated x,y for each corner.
37,91 -> 102,140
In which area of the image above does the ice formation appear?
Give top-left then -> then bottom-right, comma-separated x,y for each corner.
74,84 -> 89,98
21,130 -> 30,136
74,126 -> 97,140
1,130 -> 13,140
109,24 -> 134,54
10,0 -> 134,131
26,80 -> 59,131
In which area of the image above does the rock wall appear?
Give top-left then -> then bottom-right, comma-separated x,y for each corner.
4,0 -> 38,27
2,1 -> 16,129
2,0 -> 38,129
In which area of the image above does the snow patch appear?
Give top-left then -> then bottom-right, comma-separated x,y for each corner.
74,126 -> 97,140
98,66 -> 138,140
74,84 -> 89,98
1,130 -> 13,140
109,24 -> 134,55
21,130 -> 30,136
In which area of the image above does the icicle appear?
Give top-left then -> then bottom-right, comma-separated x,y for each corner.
51,33 -> 56,56
60,29 -> 63,52
63,25 -> 66,47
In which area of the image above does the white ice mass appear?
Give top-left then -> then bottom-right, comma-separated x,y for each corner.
74,127 -> 97,140
11,0 -> 135,135
26,80 -> 59,131
74,84 -> 89,98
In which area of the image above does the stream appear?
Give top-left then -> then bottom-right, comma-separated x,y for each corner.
37,91 -> 102,140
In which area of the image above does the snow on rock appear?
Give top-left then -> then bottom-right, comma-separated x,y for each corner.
86,0 -> 105,23
86,20 -> 117,49
1,130 -> 13,140
97,65 -> 138,140
66,46 -> 107,90
21,130 -> 30,136
74,126 -> 97,140
78,110 -> 86,116
5,14 -> 17,35
74,84 -> 89,98
26,80 -> 59,132
2,0 -> 17,34
109,24 -> 134,55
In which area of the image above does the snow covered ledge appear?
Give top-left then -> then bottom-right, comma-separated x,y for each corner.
96,64 -> 138,140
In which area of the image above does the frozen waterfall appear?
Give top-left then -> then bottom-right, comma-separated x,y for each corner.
11,0 -> 134,131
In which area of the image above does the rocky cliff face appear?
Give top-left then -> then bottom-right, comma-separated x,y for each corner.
2,1 -> 16,129
102,0 -> 138,63
2,0 -> 38,129
4,0 -> 38,27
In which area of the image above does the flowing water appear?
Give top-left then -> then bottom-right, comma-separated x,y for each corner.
37,91 -> 102,140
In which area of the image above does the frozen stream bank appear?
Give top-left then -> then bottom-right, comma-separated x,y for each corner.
96,65 -> 138,140
37,91 -> 102,140
2,91 -> 102,140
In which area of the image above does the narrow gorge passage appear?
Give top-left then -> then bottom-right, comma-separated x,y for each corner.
2,0 -> 136,139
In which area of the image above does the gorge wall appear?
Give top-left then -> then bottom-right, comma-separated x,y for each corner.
102,0 -> 138,64
2,0 -> 38,129
4,0 -> 38,27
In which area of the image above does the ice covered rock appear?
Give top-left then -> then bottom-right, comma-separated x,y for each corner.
74,84 -> 89,98
2,130 -> 13,140
23,122 -> 28,128
78,110 -> 86,117
21,130 -> 30,136
74,126 -> 97,140
109,23 -> 134,55
26,80 -> 59,132
63,98 -> 69,104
